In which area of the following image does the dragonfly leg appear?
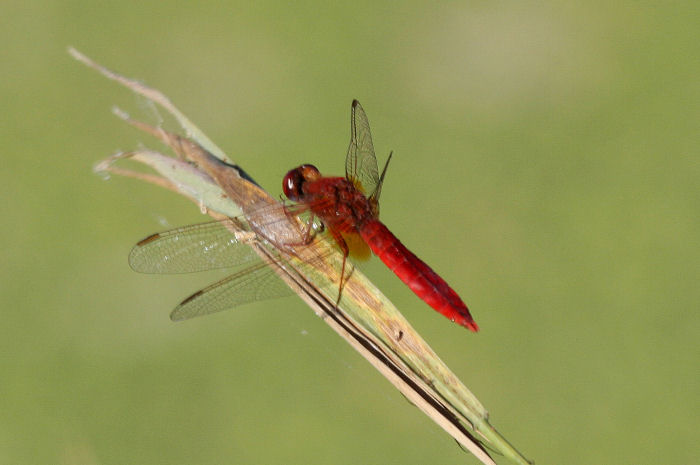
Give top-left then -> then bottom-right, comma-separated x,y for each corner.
335,254 -> 357,310
327,227 -> 351,309
300,213 -> 320,244
281,203 -> 321,245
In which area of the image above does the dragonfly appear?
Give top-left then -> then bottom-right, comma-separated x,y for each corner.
130,100 -> 478,331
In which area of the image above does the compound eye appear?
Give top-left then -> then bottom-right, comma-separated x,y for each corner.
283,164 -> 320,201
299,164 -> 320,180
283,168 -> 302,201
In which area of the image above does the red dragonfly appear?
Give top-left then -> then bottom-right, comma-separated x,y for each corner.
130,100 -> 478,331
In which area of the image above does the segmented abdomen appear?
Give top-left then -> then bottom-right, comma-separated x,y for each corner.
358,219 -> 478,331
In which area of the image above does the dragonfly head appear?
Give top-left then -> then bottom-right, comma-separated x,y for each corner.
283,164 -> 320,201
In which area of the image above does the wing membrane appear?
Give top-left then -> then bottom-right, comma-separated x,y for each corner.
129,220 -> 258,274
345,100 -> 380,195
170,262 -> 292,321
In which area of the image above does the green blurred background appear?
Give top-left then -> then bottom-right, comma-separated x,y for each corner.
1,1 -> 697,464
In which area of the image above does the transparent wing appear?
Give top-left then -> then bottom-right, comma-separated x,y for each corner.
129,213 -> 334,320
345,100 -> 380,196
170,262 -> 292,321
129,220 -> 259,274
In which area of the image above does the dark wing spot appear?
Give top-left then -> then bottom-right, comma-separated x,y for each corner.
136,233 -> 161,246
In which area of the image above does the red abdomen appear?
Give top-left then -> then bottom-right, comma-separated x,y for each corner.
358,220 -> 478,331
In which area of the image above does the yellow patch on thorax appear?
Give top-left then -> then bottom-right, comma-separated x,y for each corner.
341,231 -> 372,261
